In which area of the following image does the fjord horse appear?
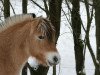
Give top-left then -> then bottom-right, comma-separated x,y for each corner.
0,13 -> 60,75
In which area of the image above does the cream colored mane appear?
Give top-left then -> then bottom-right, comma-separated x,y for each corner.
0,13 -> 55,40
0,14 -> 33,32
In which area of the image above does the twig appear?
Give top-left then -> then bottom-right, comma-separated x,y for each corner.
10,2 -> 16,15
62,8 -> 72,27
30,0 -> 46,13
43,0 -> 49,17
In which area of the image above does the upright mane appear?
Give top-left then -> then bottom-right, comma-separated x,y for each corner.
0,13 -> 34,32
0,13 -> 55,41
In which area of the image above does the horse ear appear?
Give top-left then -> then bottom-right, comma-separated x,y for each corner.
30,13 -> 36,18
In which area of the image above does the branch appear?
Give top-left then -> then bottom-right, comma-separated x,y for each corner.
62,8 -> 72,27
84,0 -> 99,68
30,0 -> 46,13
65,0 -> 71,12
81,0 -> 93,7
10,2 -> 16,15
43,0 -> 49,17
65,0 -> 86,33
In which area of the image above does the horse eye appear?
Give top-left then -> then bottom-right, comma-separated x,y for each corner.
38,36 -> 45,39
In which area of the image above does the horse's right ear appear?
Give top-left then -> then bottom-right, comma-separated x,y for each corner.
31,13 -> 36,18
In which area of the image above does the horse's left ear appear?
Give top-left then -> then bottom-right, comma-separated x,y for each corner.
32,13 -> 36,18
30,13 -> 36,18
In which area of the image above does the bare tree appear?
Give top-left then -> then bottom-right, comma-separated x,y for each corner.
71,0 -> 85,75
94,0 -> 100,74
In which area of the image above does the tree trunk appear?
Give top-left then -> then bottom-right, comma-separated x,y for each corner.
49,0 -> 62,75
49,0 -> 62,41
71,0 -> 85,75
4,0 -> 10,18
94,0 -> 100,74
22,0 -> 27,14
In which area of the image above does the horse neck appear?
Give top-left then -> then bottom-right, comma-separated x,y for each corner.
0,21 -> 31,65
0,20 -> 34,75
0,20 -> 30,46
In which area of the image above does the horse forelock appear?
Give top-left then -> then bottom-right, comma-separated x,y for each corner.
0,14 -> 34,32
35,17 -> 55,41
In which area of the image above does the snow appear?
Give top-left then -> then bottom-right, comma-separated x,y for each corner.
0,0 -> 96,75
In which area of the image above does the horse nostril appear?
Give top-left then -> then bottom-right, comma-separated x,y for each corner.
53,56 -> 58,63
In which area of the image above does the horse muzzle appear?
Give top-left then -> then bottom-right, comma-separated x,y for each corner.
46,52 -> 61,66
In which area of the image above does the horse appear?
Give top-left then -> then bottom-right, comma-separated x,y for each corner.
0,13 -> 60,75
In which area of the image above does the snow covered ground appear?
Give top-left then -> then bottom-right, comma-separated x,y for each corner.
0,0 -> 96,75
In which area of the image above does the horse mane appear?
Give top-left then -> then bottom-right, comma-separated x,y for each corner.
0,13 -> 55,41
0,13 -> 34,32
